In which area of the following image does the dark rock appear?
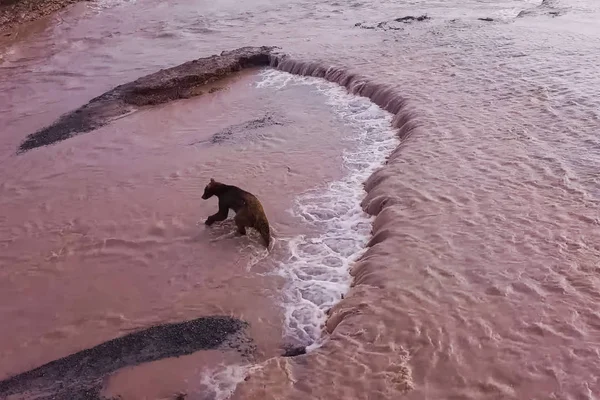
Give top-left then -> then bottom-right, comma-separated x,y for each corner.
478,17 -> 494,22
282,346 -> 307,357
394,15 -> 430,23
0,316 -> 252,400
17,46 -> 279,153
218,328 -> 258,361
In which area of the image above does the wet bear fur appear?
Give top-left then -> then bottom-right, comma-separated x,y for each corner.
202,178 -> 271,247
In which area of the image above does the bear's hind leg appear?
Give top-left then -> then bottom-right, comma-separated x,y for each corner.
234,211 -> 248,236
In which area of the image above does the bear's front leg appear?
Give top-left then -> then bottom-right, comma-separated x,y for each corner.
205,204 -> 229,226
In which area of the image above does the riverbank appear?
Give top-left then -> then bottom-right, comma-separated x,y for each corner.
0,0 -> 83,34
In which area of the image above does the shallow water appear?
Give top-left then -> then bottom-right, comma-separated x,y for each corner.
1,0 -> 600,399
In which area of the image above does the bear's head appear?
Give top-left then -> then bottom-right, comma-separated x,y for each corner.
202,178 -> 219,199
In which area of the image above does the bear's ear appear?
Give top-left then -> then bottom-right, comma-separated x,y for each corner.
210,178 -> 215,183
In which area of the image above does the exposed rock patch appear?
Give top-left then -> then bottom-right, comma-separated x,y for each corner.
0,0 -> 84,33
0,316 -> 252,400
18,46 -> 278,153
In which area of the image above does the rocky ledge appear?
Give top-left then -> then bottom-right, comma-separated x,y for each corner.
18,46 -> 279,153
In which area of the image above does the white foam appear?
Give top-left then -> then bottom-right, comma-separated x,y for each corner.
89,0 -> 137,11
199,364 -> 252,400
257,69 -> 400,345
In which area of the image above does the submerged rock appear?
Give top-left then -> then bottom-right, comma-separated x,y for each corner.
18,46 -> 279,153
190,112 -> 286,146
282,345 -> 307,357
393,15 -> 430,23
517,0 -> 566,18
355,15 -> 430,31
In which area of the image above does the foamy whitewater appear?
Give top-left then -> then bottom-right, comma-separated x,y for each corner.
257,69 -> 400,347
200,364 -> 252,400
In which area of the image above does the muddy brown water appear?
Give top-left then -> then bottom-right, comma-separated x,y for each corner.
2,0 -> 600,399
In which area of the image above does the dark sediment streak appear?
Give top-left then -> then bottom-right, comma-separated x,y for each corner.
0,316 -> 251,400
17,46 -> 277,153
190,112 -> 285,146
394,15 -> 430,22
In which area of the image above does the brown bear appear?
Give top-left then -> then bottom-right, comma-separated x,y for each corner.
202,178 -> 271,247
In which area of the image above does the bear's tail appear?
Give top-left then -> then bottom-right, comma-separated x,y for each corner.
254,217 -> 271,248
